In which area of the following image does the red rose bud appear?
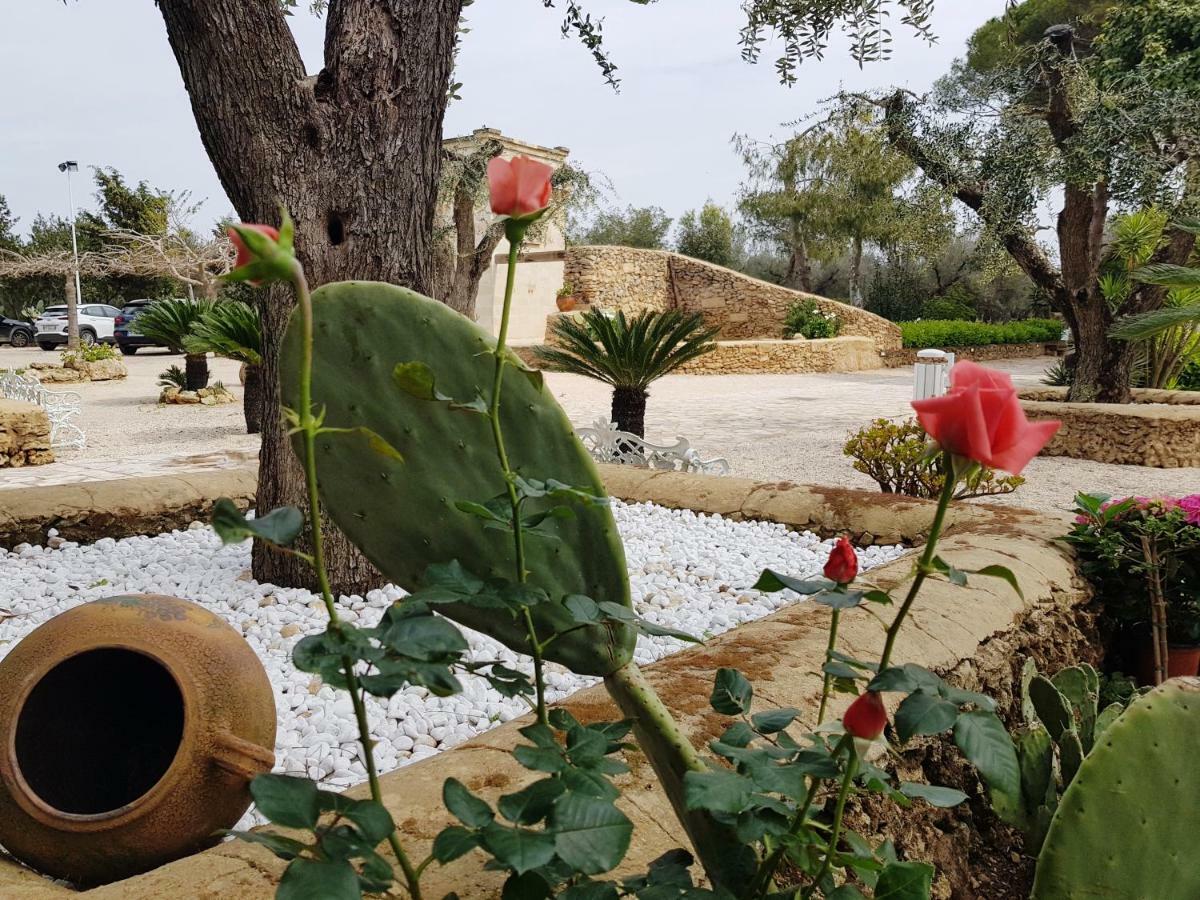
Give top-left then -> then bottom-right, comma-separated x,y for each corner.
842,691 -> 887,741
226,218 -> 295,286
228,223 -> 279,273
487,155 -> 554,219
824,536 -> 858,585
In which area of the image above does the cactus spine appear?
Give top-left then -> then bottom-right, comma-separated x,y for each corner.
1032,677 -> 1200,899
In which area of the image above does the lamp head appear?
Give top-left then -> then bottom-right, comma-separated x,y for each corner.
57,161 -> 79,173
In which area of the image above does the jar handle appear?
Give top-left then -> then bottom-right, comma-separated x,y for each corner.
211,730 -> 275,781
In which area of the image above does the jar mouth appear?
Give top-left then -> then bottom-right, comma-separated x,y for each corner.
12,647 -> 185,818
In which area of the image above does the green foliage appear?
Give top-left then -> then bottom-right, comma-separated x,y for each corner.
967,0 -> 1110,74
844,418 -> 1024,501
783,299 -> 840,340
1095,0 -> 1200,92
279,281 -> 636,677
1032,679 -> 1200,899
135,297 -> 218,353
572,205 -> 672,250
60,342 -> 118,364
1064,493 -> 1200,644
535,309 -> 719,391
185,300 -> 262,365
675,202 -> 740,268
157,365 -> 187,389
920,292 -> 975,322
899,319 -> 1063,348
1041,359 -> 1073,387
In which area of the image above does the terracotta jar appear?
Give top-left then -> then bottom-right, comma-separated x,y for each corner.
0,594 -> 276,886
556,294 -> 578,312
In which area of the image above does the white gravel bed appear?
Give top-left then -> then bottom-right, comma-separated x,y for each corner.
0,500 -> 906,827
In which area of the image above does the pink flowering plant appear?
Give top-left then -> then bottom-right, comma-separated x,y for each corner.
208,175 -> 1062,898
1065,492 -> 1200,683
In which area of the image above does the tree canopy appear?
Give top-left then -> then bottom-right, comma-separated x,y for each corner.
571,205 -> 673,250
675,202 -> 740,268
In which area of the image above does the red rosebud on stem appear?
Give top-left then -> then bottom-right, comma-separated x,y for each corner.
487,155 -> 554,219
824,536 -> 858,586
228,224 -> 279,275
842,690 -> 888,741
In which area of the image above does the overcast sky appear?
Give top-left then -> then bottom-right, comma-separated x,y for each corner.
1,1 -> 1008,237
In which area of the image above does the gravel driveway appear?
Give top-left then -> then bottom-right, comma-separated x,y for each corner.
3,345 -> 1194,520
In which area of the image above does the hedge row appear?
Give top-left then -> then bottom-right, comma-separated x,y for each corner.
899,318 -> 1064,349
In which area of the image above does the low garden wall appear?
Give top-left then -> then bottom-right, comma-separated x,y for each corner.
564,246 -> 901,351
0,400 -> 53,469
0,467 -> 1095,898
1020,394 -> 1200,468
884,341 -> 1055,367
673,337 -> 886,374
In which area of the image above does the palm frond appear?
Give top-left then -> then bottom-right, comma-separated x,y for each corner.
1112,305 -> 1200,341
185,301 -> 262,365
136,297 -> 219,353
534,309 -> 719,389
1132,263 -> 1200,288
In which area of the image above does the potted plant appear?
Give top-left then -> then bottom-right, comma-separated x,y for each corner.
1065,494 -> 1200,683
555,281 -> 579,312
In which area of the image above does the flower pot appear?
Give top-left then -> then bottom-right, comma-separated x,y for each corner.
1138,641 -> 1200,685
0,594 -> 276,886
556,295 -> 578,312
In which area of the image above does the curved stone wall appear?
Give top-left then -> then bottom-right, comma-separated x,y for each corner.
565,246 -> 901,352
1021,398 -> 1200,467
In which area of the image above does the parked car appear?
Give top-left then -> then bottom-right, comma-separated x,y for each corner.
0,317 -> 34,348
34,304 -> 122,350
114,299 -> 166,355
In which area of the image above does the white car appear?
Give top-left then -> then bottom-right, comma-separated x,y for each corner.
35,304 -> 122,351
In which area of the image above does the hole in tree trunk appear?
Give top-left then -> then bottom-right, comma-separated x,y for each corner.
303,123 -> 321,149
14,648 -> 185,816
327,212 -> 346,246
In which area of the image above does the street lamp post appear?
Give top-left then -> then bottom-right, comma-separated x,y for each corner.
57,160 -> 82,350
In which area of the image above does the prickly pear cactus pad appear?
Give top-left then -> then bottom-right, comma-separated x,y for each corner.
1031,677 -> 1200,899
280,281 -> 635,676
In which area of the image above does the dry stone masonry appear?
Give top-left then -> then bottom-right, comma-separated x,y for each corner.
0,401 -> 53,468
560,246 -> 901,374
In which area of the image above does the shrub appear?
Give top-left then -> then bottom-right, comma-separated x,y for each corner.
1177,359 -> 1200,391
1064,494 -> 1200,648
60,343 -> 118,365
921,293 -> 976,321
844,417 -> 1024,500
782,298 -> 840,339
899,318 -> 1063,348
157,365 -> 187,389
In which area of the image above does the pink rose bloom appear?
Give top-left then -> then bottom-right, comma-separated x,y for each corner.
1181,495 -> 1200,526
487,155 -> 554,218
912,361 -> 1060,475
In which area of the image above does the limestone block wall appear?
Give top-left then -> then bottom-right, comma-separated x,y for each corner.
885,342 -> 1053,368
0,400 -> 53,467
674,337 -> 884,375
564,246 -> 901,352
1022,399 -> 1200,467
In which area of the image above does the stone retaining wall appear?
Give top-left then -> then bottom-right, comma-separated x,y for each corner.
564,246 -> 901,351
674,337 -> 886,374
1021,386 -> 1200,405
0,467 -> 1093,898
885,342 -> 1053,367
1022,399 -> 1200,467
0,400 -> 53,468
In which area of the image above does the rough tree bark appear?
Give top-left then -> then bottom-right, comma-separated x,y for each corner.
781,216 -> 812,292
611,386 -> 648,438
876,32 -> 1195,403
63,275 -> 80,350
157,0 -> 462,594
183,353 -> 210,392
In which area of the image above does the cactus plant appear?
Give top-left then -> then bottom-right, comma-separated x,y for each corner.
279,281 -> 634,677
1032,677 -> 1200,899
1003,662 -> 1133,851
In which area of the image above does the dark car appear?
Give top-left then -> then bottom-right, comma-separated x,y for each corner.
114,299 -> 165,355
0,317 -> 34,348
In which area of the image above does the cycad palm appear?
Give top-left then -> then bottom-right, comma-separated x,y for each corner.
185,301 -> 264,433
534,309 -> 719,437
136,298 -> 217,391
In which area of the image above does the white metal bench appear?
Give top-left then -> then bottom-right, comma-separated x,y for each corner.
913,348 -> 957,400
0,368 -> 86,450
575,418 -> 730,475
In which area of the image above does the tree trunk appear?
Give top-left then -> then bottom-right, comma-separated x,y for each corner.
184,353 -> 210,391
64,275 -> 80,351
782,226 -> 811,292
243,363 -> 263,434
611,386 -> 648,438
847,236 -> 865,307
157,0 -> 462,595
